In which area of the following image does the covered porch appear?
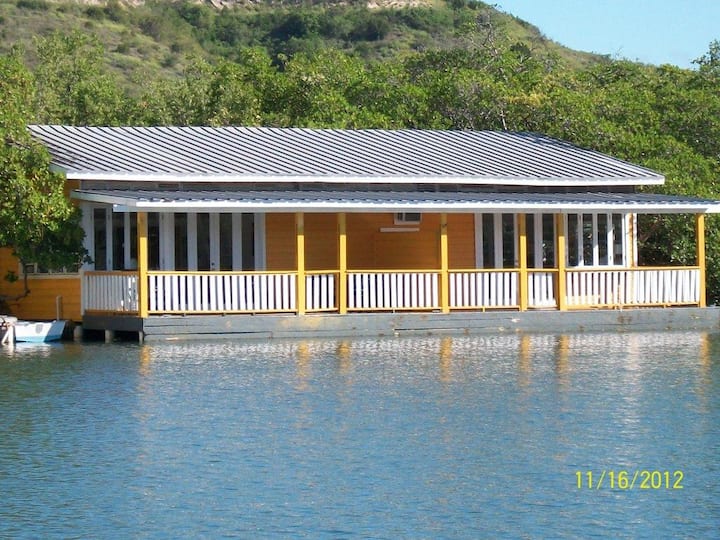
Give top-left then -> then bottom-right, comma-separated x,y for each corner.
76,189 -> 712,321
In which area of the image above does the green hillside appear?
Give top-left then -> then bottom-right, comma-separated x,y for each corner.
0,0 -> 601,88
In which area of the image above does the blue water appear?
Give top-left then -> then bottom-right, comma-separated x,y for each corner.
1,332 -> 718,539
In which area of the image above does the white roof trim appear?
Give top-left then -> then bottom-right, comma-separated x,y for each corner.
61,171 -> 664,186
71,189 -> 720,214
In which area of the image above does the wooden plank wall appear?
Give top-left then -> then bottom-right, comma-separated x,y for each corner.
0,247 -> 82,321
265,212 -> 477,271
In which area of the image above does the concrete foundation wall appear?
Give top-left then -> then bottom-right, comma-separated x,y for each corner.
83,307 -> 720,342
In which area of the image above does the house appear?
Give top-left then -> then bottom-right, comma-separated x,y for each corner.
3,125 -> 719,341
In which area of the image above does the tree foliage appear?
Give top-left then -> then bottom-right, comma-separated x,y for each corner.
0,51 -> 87,302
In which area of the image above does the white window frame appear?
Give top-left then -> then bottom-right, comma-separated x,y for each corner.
564,212 -> 630,268
394,212 -> 422,225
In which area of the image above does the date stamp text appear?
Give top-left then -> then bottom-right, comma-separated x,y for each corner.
576,470 -> 684,490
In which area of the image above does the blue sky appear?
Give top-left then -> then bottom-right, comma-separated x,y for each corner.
495,0 -> 720,68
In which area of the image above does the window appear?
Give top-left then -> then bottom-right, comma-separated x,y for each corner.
566,213 -> 627,267
394,212 -> 421,225
21,262 -> 80,276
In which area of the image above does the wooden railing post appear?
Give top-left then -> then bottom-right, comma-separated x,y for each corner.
696,213 -> 706,307
518,213 -> 528,311
296,212 -> 306,315
440,213 -> 450,313
137,212 -> 149,318
338,213 -> 347,315
555,213 -> 567,311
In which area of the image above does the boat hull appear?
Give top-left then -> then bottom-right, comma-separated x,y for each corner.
14,321 -> 66,343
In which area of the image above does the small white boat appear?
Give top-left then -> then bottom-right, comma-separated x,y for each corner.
14,320 -> 66,343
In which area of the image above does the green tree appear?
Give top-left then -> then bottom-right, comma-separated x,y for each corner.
0,52 -> 87,303
33,31 -> 128,125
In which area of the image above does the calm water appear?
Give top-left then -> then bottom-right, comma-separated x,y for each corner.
0,332 -> 718,539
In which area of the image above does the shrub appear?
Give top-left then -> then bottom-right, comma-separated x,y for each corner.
16,0 -> 49,10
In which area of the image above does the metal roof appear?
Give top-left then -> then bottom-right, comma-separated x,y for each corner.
28,125 -> 665,187
71,189 -> 720,214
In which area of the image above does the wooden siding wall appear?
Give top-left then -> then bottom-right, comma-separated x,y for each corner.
0,247 -> 82,321
265,213 -> 476,270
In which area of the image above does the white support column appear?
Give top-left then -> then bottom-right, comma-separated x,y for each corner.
591,213 -> 599,266
159,213 -> 174,270
576,214 -> 584,267
187,213 -> 198,271
493,213 -> 503,268
232,213 -> 243,271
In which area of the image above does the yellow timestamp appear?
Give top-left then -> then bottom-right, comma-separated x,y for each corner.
576,470 -> 684,490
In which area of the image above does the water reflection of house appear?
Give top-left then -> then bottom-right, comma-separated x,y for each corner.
3,126 -> 719,341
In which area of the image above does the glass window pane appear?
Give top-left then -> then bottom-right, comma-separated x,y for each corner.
502,214 -> 515,268
197,213 -> 210,271
112,212 -> 125,270
582,214 -> 593,266
129,213 -> 137,268
219,213 -> 233,271
526,214 -> 535,268
148,213 -> 160,271
613,214 -> 624,265
242,213 -> 255,271
482,214 -> 494,269
597,214 -> 608,265
542,214 -> 555,268
567,214 -> 578,267
93,208 -> 107,271
175,213 -> 188,271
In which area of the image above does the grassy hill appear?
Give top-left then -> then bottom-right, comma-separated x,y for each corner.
0,0 -> 603,88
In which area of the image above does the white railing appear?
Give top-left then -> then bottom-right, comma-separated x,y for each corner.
449,271 -> 518,309
149,272 -> 296,313
347,272 -> 439,310
83,271 -> 139,313
82,267 -> 702,316
528,271 -> 557,308
306,272 -> 337,311
565,268 -> 700,307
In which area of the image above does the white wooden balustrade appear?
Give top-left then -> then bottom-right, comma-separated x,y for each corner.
83,271 -> 139,313
449,271 -> 519,309
148,272 -> 296,313
565,268 -> 700,307
306,273 -> 337,311
82,267 -> 702,315
528,271 -> 557,308
347,272 -> 439,310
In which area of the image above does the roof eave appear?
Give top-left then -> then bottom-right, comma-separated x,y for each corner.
60,170 -> 665,187
70,192 -> 719,214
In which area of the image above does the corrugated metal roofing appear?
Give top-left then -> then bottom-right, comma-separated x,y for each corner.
71,189 -> 720,214
28,125 -> 665,186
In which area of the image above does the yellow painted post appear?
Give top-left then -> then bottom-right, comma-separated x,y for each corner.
696,213 -> 706,308
440,213 -> 450,313
296,212 -> 306,315
338,213 -> 348,315
137,212 -> 149,318
555,213 -> 567,311
518,213 -> 528,311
